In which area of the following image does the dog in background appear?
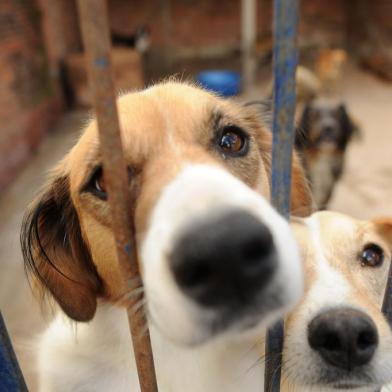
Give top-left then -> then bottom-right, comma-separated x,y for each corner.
112,25 -> 151,53
277,211 -> 392,391
316,49 -> 347,96
296,100 -> 358,209
266,65 -> 321,105
21,81 -> 312,391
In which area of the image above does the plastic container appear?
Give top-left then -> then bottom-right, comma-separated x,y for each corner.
196,70 -> 241,97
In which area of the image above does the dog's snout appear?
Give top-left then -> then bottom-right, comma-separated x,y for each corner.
323,126 -> 334,135
170,210 -> 276,308
308,307 -> 378,371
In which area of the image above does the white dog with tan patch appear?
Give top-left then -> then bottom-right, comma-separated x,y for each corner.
281,211 -> 392,391
21,82 -> 312,391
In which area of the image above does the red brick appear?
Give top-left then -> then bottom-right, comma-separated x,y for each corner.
0,0 -> 63,191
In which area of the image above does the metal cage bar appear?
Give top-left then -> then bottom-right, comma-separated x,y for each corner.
76,1 -> 158,391
0,312 -> 27,392
264,0 -> 299,391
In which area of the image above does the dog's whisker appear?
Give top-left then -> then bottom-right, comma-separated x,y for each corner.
136,320 -> 150,339
112,282 -> 144,305
124,286 -> 145,300
124,275 -> 143,289
128,297 -> 147,315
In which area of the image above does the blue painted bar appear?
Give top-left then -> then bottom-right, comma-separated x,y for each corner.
264,0 -> 299,391
0,312 -> 28,392
270,0 -> 298,218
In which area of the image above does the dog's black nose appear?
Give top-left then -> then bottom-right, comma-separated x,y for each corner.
170,210 -> 276,307
308,307 -> 378,370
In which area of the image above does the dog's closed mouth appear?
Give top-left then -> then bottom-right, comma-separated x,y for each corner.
332,383 -> 366,390
309,372 -> 377,391
330,379 -> 378,390
208,290 -> 284,335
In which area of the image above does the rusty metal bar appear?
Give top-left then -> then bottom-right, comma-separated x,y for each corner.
0,312 -> 28,392
76,1 -> 158,391
264,0 -> 299,391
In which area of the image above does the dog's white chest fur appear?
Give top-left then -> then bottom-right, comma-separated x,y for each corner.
38,304 -> 265,392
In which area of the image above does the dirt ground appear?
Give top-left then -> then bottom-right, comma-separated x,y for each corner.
0,65 -> 391,390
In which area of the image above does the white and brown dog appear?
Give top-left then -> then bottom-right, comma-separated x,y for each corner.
21,82 -> 312,391
281,211 -> 392,391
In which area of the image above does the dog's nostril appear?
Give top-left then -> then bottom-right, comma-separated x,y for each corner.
179,262 -> 212,288
308,307 -> 378,370
357,330 -> 376,350
170,210 -> 276,307
242,230 -> 273,264
323,332 -> 341,351
242,239 -> 266,265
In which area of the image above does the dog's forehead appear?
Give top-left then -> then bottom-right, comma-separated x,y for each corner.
86,82 -> 220,143
310,99 -> 341,116
315,211 -> 358,243
293,211 -> 358,245
292,212 -> 360,275
69,82 -> 234,184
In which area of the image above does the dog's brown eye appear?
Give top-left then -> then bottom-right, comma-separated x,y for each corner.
360,244 -> 384,267
95,174 -> 106,193
218,126 -> 248,156
84,167 -> 107,200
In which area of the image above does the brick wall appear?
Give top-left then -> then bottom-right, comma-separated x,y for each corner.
108,0 -> 349,53
372,1 -> 392,40
1,0 -> 391,191
38,0 -> 81,77
0,0 -> 62,191
4,0 -> 368,86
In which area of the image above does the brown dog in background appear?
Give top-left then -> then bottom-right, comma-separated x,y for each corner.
296,100 -> 358,209
294,48 -> 358,209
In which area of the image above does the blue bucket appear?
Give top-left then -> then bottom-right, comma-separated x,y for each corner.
196,70 -> 241,97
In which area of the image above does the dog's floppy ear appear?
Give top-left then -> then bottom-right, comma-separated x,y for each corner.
21,172 -> 103,322
373,218 -> 392,248
290,152 -> 313,216
336,104 -> 358,147
296,104 -> 312,150
243,100 -> 272,128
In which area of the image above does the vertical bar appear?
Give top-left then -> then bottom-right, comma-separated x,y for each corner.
374,264 -> 392,391
381,262 -> 392,325
76,1 -> 158,391
0,312 -> 28,392
241,0 -> 257,90
264,0 -> 299,391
